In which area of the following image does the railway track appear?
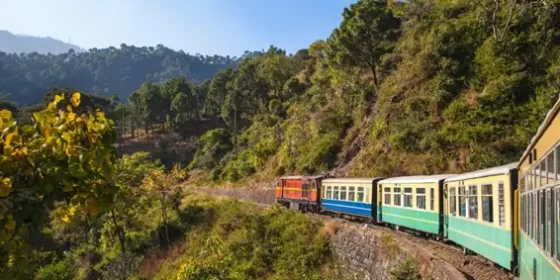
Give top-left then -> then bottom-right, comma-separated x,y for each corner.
195,188 -> 513,280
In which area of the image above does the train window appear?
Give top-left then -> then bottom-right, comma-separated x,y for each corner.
384,187 -> 391,205
540,159 -> 547,187
541,191 -> 547,247
340,186 -> 347,201
326,186 -> 332,199
481,184 -> 493,223
468,185 -> 478,220
529,194 -> 533,238
538,191 -> 542,245
430,188 -> 435,211
365,187 -> 370,203
546,189 -> 552,254
333,186 -> 339,200
348,187 -> 355,201
557,188 -> 560,261
357,187 -> 364,202
404,188 -> 413,208
498,182 -> 505,226
459,186 -> 466,217
547,152 -> 555,184
417,188 -> 426,210
394,187 -> 402,206
450,187 -> 456,216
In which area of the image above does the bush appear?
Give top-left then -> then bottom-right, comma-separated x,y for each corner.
390,257 -> 421,280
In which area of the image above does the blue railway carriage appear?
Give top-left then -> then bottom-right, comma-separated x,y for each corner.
518,97 -> 560,280
443,163 -> 518,271
377,175 -> 456,238
320,178 -> 384,221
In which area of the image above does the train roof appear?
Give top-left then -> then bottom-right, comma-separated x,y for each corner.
322,177 -> 382,184
519,95 -> 560,163
444,162 -> 518,182
379,174 -> 456,184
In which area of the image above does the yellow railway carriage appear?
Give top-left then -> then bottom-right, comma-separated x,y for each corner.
444,163 -> 518,270
518,97 -> 560,280
378,175 -> 456,237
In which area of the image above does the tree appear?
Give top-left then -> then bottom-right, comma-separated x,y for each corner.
327,0 -> 400,89
257,47 -> 293,102
0,92 -> 117,276
136,81 -> 164,133
171,92 -> 190,130
141,165 -> 185,248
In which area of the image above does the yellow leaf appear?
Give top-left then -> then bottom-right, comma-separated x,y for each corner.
0,110 -> 12,121
66,105 -> 73,113
54,94 -> 65,104
68,112 -> 76,121
0,178 -> 12,197
96,111 -> 105,118
43,125 -> 51,141
71,92 -> 81,107
4,132 -> 14,147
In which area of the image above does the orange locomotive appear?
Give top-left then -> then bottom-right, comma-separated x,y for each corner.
275,175 -> 326,212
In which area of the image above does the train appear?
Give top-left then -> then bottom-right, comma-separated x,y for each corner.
275,96 -> 560,280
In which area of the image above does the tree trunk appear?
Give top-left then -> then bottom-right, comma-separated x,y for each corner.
111,208 -> 126,254
370,65 -> 379,89
160,196 -> 170,248
233,107 -> 237,153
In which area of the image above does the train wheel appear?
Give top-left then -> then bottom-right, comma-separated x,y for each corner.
462,247 -> 469,256
512,265 -> 518,276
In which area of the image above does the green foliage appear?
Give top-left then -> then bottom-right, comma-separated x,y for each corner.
189,128 -> 233,170
327,0 -> 400,87
154,197 -> 335,280
0,44 -> 237,105
35,255 -> 75,280
390,257 -> 421,280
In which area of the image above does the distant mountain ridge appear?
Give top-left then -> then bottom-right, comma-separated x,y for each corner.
0,30 -> 83,54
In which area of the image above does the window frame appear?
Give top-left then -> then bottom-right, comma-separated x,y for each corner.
348,186 -> 355,202
394,187 -> 402,207
357,187 -> 365,202
498,182 -> 505,227
326,186 -> 332,199
467,184 -> 478,220
340,186 -> 347,201
430,188 -> 435,211
449,187 -> 456,216
404,187 -> 413,208
481,183 -> 493,223
333,186 -> 339,200
416,187 -> 426,210
458,186 -> 467,217
384,187 -> 391,205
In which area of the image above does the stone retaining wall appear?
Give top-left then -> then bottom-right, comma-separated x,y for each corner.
327,219 -> 465,280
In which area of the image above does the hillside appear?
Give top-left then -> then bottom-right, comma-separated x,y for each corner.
0,44 -> 238,105
0,30 -> 83,55
176,0 -> 560,183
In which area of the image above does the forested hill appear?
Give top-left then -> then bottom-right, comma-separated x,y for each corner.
0,30 -> 83,55
178,0 -> 560,182
0,44 -> 238,105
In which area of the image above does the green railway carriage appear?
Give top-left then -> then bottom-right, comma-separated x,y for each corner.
443,163 -> 518,270
518,97 -> 560,280
378,175 -> 456,237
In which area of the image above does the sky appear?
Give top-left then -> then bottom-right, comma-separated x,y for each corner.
0,0 -> 353,56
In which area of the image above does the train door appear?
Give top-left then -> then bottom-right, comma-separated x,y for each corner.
371,181 -> 379,223
302,181 -> 310,200
443,183 -> 449,238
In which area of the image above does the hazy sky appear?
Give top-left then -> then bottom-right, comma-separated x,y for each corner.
0,0 -> 353,56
